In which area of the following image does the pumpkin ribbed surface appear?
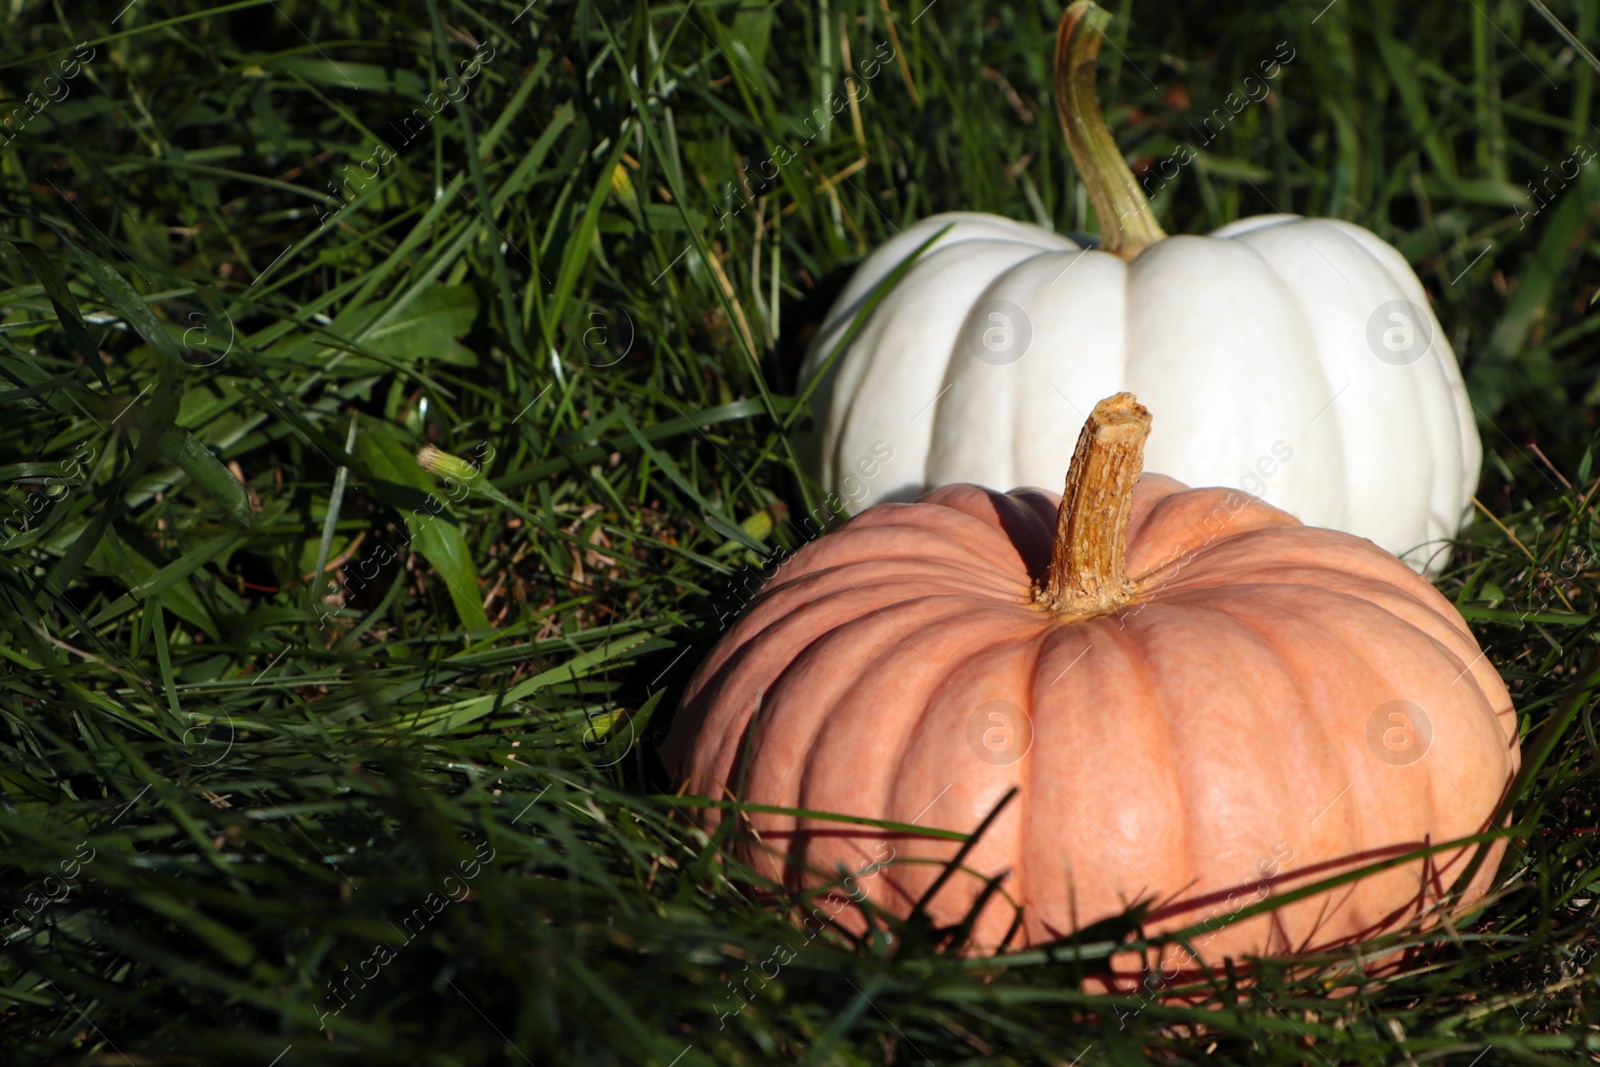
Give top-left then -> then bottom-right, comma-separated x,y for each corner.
798,211 -> 1481,574
798,0 -> 1481,575
663,474 -> 1519,976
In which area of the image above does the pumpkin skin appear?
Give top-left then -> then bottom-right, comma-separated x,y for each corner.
800,2 -> 1480,575
799,210 -> 1481,575
664,437 -> 1518,983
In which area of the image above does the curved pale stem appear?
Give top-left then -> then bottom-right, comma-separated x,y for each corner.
1055,1 -> 1166,259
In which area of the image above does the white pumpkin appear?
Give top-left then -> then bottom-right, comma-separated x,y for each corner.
799,3 -> 1480,573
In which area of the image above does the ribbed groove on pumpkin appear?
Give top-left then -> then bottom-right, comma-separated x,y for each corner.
669,420 -> 1518,988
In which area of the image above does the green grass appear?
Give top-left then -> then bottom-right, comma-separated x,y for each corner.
0,0 -> 1597,1062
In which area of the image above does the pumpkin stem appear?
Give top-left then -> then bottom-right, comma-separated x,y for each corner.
1035,392 -> 1152,618
1055,1 -> 1166,260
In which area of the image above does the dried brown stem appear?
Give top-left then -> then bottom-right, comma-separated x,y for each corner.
1034,392 -> 1152,618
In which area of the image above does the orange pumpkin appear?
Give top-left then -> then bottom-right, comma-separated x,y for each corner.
663,393 -> 1519,988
